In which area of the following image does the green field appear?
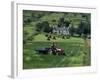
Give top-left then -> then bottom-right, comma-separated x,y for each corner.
23,10 -> 91,69
23,35 -> 91,69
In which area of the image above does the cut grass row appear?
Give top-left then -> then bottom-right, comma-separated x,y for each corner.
23,40 -> 90,69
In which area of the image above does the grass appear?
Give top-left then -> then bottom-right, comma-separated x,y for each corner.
34,34 -> 84,42
23,34 -> 91,69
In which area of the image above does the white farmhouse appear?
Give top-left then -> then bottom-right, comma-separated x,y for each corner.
52,26 -> 70,35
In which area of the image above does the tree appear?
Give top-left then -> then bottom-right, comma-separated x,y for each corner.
64,20 -> 70,27
23,10 -> 33,26
36,21 -> 52,33
58,17 -> 65,27
78,19 -> 90,38
36,22 -> 43,32
42,21 -> 51,33
70,25 -> 75,36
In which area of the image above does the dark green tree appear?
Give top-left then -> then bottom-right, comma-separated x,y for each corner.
36,21 -> 52,33
58,17 -> 65,27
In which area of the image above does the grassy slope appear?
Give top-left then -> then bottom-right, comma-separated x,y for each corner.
23,34 -> 90,69
34,34 -> 84,42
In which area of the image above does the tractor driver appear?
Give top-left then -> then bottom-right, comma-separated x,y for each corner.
51,42 -> 57,55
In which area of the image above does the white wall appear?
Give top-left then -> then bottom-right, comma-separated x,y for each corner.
0,0 -> 100,80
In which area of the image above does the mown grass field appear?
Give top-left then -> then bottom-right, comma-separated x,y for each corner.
23,34 -> 91,69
